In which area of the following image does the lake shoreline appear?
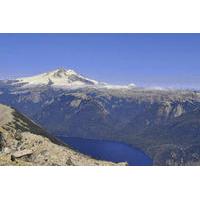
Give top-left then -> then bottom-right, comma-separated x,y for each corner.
57,136 -> 153,166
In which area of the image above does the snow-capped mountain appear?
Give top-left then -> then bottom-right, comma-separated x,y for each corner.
16,68 -> 99,88
14,67 -> 136,89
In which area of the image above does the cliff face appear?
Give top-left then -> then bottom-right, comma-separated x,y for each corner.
0,104 -> 124,166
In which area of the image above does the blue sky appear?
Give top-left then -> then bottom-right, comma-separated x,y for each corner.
0,33 -> 200,88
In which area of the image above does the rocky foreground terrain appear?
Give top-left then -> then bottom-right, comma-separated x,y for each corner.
0,104 -> 123,166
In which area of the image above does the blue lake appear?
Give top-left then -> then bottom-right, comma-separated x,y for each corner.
58,136 -> 153,166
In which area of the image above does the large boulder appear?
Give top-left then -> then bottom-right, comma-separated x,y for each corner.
11,149 -> 33,161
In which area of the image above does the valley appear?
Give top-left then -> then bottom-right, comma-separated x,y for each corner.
1,68 -> 200,165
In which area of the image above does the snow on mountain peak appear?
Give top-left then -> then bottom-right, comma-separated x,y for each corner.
14,67 -> 136,90
48,68 -> 78,77
16,67 -> 98,88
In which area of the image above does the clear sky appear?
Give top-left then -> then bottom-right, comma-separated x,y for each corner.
0,33 -> 200,88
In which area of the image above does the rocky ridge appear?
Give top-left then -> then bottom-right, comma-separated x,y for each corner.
0,104 -> 124,166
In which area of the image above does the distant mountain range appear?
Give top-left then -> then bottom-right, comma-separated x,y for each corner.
1,67 -> 200,165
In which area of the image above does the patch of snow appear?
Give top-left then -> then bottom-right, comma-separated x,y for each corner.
146,86 -> 166,91
101,83 -> 136,90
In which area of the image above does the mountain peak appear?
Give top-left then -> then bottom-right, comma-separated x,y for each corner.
47,68 -> 78,78
50,67 -> 76,73
16,67 -> 98,88
14,67 -> 136,90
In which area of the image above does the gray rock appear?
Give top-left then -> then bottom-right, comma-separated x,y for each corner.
12,149 -> 33,159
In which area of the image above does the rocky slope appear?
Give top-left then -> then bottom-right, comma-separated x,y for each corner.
0,104 -> 123,166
